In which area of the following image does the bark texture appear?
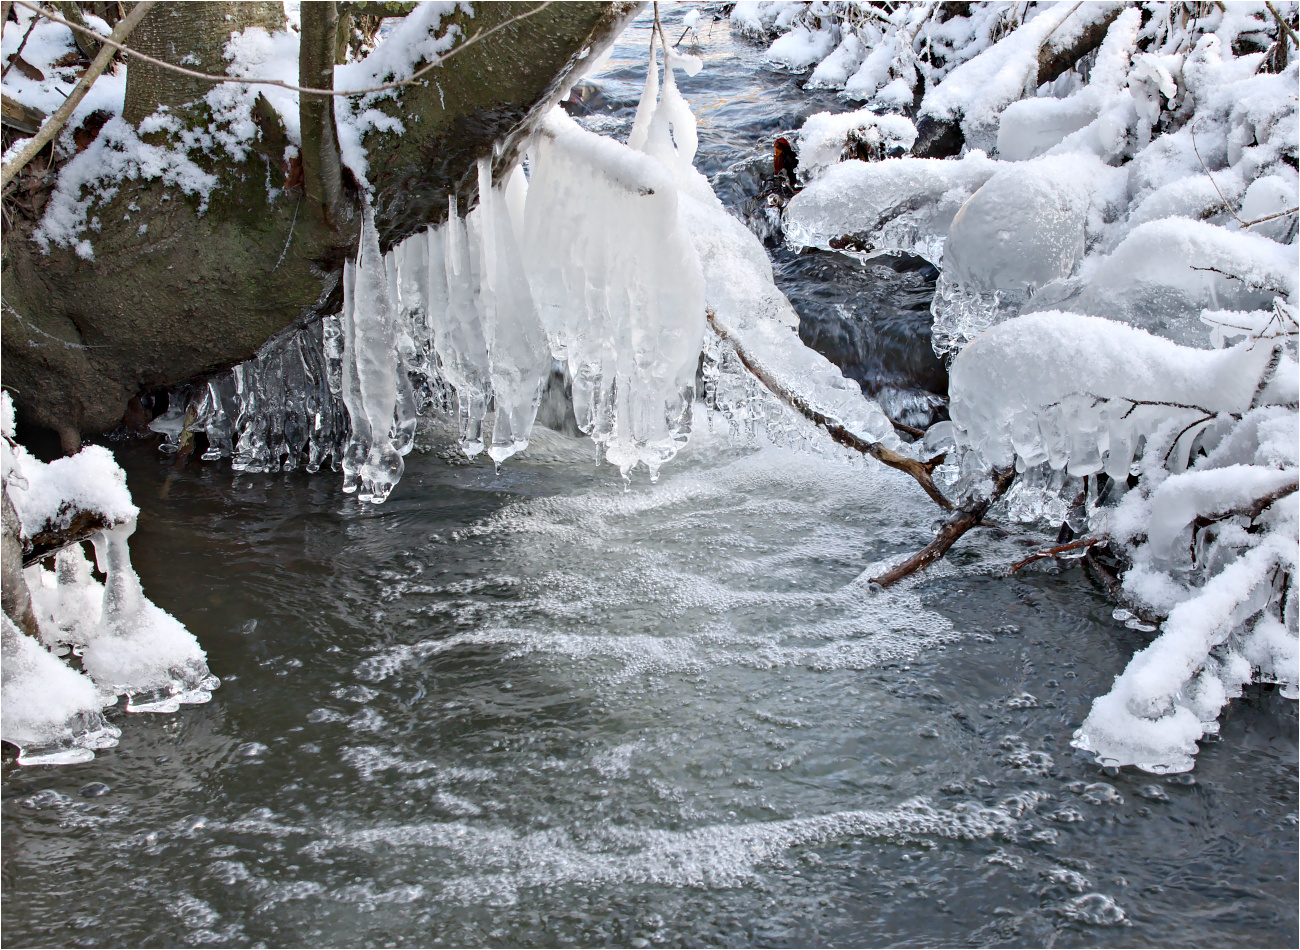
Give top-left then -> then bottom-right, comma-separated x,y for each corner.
121,1 -> 286,125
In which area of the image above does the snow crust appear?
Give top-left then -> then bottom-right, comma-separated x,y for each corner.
797,108 -> 916,173
33,117 -> 218,258
334,2 -> 468,186
23,1 -> 468,255
784,151 -> 999,264
6,442 -> 136,537
0,5 -> 126,131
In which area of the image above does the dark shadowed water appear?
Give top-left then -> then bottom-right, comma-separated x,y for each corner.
2,6 -> 1295,948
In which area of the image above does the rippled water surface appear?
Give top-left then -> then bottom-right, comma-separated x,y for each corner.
2,6 -> 1296,948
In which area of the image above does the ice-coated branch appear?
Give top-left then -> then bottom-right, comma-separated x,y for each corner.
1191,482 -> 1298,532
869,467 -> 1017,589
706,312 -> 954,510
1008,534 -> 1108,574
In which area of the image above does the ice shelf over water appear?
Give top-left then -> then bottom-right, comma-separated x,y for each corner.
187,32 -> 897,499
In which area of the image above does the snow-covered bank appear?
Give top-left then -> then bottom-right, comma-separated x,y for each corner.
1,394 -> 218,765
754,1 -> 1296,771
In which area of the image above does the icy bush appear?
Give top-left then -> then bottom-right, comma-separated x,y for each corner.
1025,218 -> 1297,348
947,308 -> 1297,772
757,0 -> 1299,772
1,394 -> 216,764
773,2 -> 1296,360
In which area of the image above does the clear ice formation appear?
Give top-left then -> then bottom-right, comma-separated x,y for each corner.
189,46 -> 716,491
182,36 -> 899,500
2,393 -> 217,765
524,110 -> 705,477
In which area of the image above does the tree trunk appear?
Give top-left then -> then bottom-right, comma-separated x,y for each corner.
121,1 -> 286,125
2,1 -> 641,444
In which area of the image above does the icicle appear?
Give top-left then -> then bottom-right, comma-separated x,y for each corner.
433,195 -> 492,456
522,110 -> 705,481
78,520 -> 219,711
626,27 -> 659,152
340,259 -> 370,493
477,156 -> 551,468
352,202 -> 405,503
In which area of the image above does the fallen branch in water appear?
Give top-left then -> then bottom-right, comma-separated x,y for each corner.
869,467 -> 1016,588
706,311 -> 954,510
1008,534 -> 1107,574
889,417 -> 927,439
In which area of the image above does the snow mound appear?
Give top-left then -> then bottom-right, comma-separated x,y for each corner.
784,152 -> 999,264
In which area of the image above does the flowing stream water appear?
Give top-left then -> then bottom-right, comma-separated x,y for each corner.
2,7 -> 1295,947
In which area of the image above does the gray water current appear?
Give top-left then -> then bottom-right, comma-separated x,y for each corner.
2,6 -> 1296,948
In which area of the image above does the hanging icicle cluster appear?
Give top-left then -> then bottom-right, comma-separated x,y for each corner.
186,30 -> 710,503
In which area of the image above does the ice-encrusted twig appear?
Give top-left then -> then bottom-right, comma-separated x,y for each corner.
706,311 -> 954,511
1008,534 -> 1108,574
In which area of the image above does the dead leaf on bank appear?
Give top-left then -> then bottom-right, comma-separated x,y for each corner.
7,52 -> 44,81
285,153 -> 304,191
51,51 -> 88,69
73,110 -> 110,152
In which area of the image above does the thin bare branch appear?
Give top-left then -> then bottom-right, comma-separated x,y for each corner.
2,9 -> 40,79
1265,0 -> 1299,47
10,0 -> 555,98
1239,205 -> 1300,227
1190,120 -> 1294,230
869,467 -> 1016,588
1008,534 -> 1107,574
706,311 -> 955,510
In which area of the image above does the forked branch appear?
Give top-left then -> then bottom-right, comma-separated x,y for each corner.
869,467 -> 1016,587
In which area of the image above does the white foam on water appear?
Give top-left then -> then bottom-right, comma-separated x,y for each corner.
299,792 -> 1045,906
353,445 -> 972,688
